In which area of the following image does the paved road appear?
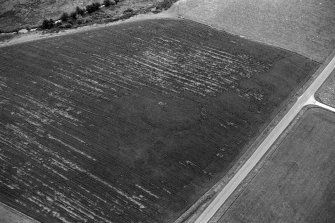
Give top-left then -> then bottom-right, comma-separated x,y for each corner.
194,53 -> 335,223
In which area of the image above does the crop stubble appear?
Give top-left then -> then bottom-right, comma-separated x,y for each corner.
0,19 -> 318,222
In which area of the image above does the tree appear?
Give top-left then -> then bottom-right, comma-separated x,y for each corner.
70,12 -> 77,19
60,12 -> 69,22
41,19 -> 55,29
156,0 -> 175,10
86,3 -> 101,13
104,0 -> 112,7
76,6 -> 85,16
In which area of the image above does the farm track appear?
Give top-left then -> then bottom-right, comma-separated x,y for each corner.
0,18 -> 319,222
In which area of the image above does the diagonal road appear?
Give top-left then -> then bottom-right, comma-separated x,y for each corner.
194,53 -> 335,223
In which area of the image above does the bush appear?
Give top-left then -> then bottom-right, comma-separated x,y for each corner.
64,23 -> 73,28
121,8 -> 135,19
76,6 -> 85,16
86,2 -> 101,13
41,19 -> 55,29
60,12 -> 69,22
123,8 -> 134,14
70,12 -> 77,19
104,0 -> 112,7
156,0 -> 176,10
55,21 -> 62,27
58,23 -> 73,29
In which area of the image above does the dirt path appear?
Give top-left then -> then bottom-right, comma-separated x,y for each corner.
0,11 -> 178,48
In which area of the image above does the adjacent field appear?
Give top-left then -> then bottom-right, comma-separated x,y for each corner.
0,203 -> 37,223
217,108 -> 335,223
172,0 -> 335,62
0,18 -> 318,222
316,69 -> 335,107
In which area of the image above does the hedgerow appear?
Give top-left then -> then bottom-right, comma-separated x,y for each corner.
60,13 -> 69,22
76,6 -> 85,16
86,3 -> 101,14
41,19 -> 55,29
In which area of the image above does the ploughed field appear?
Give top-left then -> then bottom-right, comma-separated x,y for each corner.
218,108 -> 335,223
0,18 -> 318,222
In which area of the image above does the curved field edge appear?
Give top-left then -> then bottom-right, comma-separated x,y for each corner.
0,18 -> 319,222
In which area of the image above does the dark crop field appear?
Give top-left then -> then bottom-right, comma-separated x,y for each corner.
218,108 -> 335,223
0,18 -> 318,222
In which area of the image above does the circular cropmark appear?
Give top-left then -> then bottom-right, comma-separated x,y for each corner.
140,97 -> 201,130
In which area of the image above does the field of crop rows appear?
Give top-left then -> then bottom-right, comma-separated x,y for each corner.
0,19 -> 318,222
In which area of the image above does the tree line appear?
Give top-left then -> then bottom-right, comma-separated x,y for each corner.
41,0 -> 120,29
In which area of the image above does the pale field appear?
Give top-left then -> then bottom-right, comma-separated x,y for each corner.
316,69 -> 335,107
171,0 -> 335,62
0,203 -> 37,223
